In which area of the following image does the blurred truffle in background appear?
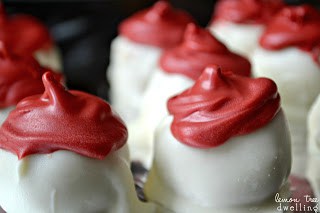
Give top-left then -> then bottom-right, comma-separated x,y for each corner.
3,0 -> 320,100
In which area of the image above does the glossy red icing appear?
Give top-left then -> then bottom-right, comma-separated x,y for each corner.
168,65 -> 280,148
0,72 -> 127,160
260,5 -> 320,65
160,23 -> 251,79
0,4 -> 52,56
0,42 -> 60,108
211,0 -> 284,25
119,1 -> 194,48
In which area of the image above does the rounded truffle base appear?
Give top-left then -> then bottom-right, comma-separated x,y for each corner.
149,183 -> 291,213
307,94 -> 320,206
145,111 -> 291,212
0,145 -> 151,213
107,36 -> 162,123
209,21 -> 264,57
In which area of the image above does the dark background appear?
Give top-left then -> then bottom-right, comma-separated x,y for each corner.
3,0 -> 320,100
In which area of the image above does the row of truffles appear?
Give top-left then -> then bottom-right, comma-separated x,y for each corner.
108,0 -> 320,180
0,1 -> 317,213
130,23 -> 251,167
0,69 -> 290,212
0,5 -> 155,209
145,65 -> 291,212
108,1 -> 251,167
209,0 -> 320,176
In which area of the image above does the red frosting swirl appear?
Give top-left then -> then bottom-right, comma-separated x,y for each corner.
167,65 -> 280,148
211,0 -> 284,24
119,1 -> 194,48
0,42 -> 60,108
160,23 -> 251,79
0,4 -> 53,56
260,5 -> 320,65
0,72 -> 127,160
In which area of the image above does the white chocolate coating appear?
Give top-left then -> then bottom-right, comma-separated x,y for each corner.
306,157 -> 320,208
0,107 -> 14,125
0,145 -> 154,213
145,110 -> 291,212
35,46 -> 63,73
107,36 -> 162,123
252,47 -> 320,176
307,94 -> 320,156
307,94 -> 320,206
209,21 -> 264,57
127,69 -> 193,167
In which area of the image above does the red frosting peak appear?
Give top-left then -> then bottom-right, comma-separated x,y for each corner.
0,72 -> 128,160
211,0 -> 284,25
0,4 -> 52,56
192,66 -> 225,91
160,24 -> 251,80
119,1 -> 194,48
167,65 -> 280,148
183,23 -> 227,53
0,41 -> 60,108
145,1 -> 171,21
41,72 -> 71,108
260,5 -> 320,64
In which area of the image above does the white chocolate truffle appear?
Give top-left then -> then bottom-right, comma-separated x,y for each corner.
252,47 -> 320,175
145,112 -> 291,213
0,146 -> 154,213
107,1 -> 193,123
145,66 -> 291,212
0,72 -> 151,213
208,0 -> 284,57
127,24 -> 251,167
251,5 -> 320,176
